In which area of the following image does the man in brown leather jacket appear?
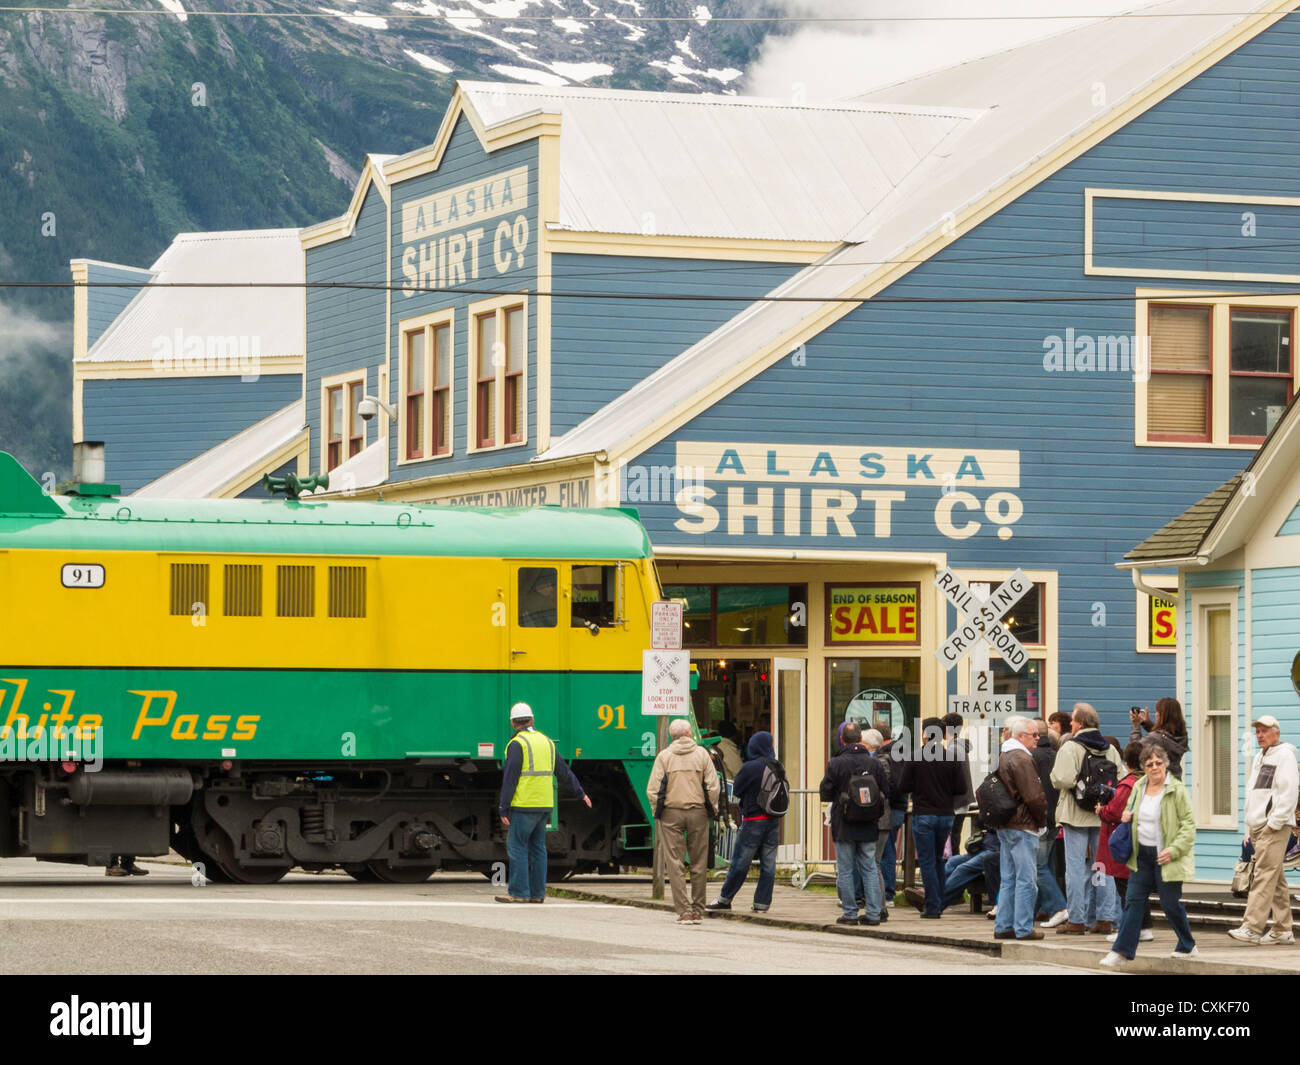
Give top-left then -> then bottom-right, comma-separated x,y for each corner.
993,715 -> 1047,942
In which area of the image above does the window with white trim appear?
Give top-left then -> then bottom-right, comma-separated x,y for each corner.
399,311 -> 454,463
469,298 -> 526,451
1140,296 -> 1296,447
322,371 -> 366,472
1192,590 -> 1237,825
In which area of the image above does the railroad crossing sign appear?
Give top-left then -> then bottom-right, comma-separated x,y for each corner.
642,650 -> 690,716
935,568 -> 1031,674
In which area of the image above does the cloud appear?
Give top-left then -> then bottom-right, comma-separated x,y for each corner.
743,0 -> 1145,100
0,300 -> 63,353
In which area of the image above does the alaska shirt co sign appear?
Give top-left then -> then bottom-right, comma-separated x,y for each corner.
935,568 -> 1031,673
400,166 -> 531,296
671,442 -> 1024,542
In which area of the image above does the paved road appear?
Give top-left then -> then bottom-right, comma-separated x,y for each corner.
0,859 -> 1096,975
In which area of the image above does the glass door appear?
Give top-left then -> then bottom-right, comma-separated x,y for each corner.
772,657 -> 806,862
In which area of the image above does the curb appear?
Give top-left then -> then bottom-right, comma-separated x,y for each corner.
547,887 -> 1001,955
547,887 -> 1300,974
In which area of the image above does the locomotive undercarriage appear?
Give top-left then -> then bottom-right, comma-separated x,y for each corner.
0,761 -> 650,884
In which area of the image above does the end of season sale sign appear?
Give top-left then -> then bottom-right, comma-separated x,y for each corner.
826,584 -> 920,645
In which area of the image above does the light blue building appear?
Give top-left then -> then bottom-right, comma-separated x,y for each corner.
72,0 -> 1300,874
1124,394 -> 1300,879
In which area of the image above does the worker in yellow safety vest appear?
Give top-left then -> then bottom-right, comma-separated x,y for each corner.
496,701 -> 592,903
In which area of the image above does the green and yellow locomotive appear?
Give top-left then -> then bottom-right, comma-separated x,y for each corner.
0,453 -> 659,882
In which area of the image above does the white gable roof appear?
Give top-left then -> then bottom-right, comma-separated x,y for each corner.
541,0 -> 1284,463
459,81 -> 979,242
83,229 -> 305,363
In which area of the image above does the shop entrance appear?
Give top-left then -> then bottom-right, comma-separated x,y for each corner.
687,656 -> 807,855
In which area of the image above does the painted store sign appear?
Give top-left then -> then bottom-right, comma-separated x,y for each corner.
399,166 -> 531,296
670,442 -> 1024,541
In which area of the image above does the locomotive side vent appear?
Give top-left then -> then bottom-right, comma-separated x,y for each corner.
328,565 -> 367,619
276,564 -> 315,617
169,563 -> 209,617
223,564 -> 263,617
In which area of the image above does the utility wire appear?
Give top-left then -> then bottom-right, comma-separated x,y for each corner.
17,279 -> 1300,303
0,4 -> 1283,20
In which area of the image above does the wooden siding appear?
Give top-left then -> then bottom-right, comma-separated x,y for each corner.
549,255 -> 805,436
385,115 -> 538,479
82,374 -> 301,494
305,183 -> 388,467
629,16 -> 1300,749
86,263 -> 152,349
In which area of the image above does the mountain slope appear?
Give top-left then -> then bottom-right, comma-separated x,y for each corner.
0,0 -> 783,478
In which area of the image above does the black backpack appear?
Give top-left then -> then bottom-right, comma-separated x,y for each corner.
1073,742 -> 1119,811
755,759 -> 790,817
840,758 -> 884,823
975,770 -> 1017,828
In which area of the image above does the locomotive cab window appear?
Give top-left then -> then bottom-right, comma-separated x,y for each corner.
572,565 -> 618,628
519,567 -> 558,628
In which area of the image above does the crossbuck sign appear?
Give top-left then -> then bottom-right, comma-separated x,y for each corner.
934,568 -> 1031,673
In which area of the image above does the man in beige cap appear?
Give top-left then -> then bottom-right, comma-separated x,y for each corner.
1230,715 -> 1299,944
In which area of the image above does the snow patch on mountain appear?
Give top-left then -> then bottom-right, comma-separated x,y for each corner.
404,47 -> 453,72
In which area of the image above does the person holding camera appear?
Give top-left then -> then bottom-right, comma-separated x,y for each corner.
1129,698 -> 1188,780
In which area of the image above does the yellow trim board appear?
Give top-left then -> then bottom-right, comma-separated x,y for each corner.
318,452 -> 601,502
216,430 -> 310,499
606,1 -> 1299,468
1085,187 -> 1300,283
75,355 -> 304,379
543,229 -> 840,263
301,156 -> 392,250
383,89 -> 562,185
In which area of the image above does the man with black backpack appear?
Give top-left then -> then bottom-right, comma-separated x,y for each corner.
706,731 -> 788,915
1049,703 -> 1125,935
820,722 -> 888,926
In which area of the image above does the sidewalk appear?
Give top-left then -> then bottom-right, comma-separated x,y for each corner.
549,876 -> 1300,975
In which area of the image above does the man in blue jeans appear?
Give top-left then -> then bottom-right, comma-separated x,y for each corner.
820,722 -> 888,925
899,717 -> 967,918
706,731 -> 785,914
496,702 -> 591,903
993,716 -> 1047,940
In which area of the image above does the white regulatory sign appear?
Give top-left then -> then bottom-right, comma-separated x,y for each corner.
61,563 -> 105,589
650,600 -> 684,650
934,567 -> 1031,673
947,694 -> 1017,720
642,650 -> 690,716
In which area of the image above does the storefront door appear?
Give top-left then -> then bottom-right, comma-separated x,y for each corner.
772,657 -> 806,860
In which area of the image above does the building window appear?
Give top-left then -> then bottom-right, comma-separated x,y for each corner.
469,299 -> 526,450
400,312 -> 454,463
1140,298 -> 1298,447
1229,309 -> 1292,442
1148,304 -> 1211,442
661,584 -> 808,647
1192,593 -> 1237,825
323,371 -> 367,472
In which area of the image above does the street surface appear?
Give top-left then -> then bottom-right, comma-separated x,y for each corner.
0,859 -> 1097,975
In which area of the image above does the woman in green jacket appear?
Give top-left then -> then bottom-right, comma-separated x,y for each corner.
1099,744 -> 1197,967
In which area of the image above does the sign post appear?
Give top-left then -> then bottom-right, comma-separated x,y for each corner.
644,617 -> 688,899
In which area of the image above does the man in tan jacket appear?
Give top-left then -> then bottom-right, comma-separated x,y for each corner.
647,718 -> 722,924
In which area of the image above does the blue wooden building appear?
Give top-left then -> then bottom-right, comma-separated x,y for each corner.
71,0 -> 1300,876
1124,393 -> 1300,880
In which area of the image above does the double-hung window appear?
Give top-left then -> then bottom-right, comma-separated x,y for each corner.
322,371 -> 366,472
399,311 -> 454,463
469,298 -> 526,450
1140,296 -> 1296,447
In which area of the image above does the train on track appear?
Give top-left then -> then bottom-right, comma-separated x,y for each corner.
0,452 -> 660,882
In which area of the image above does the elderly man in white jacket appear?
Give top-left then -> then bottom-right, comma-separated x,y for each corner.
1230,715 -> 1300,945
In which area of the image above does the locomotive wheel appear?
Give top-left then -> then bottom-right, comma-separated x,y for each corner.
345,865 -> 382,882
198,822 -> 290,885
364,860 -> 436,884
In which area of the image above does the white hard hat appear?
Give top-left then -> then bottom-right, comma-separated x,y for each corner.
510,702 -> 534,721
